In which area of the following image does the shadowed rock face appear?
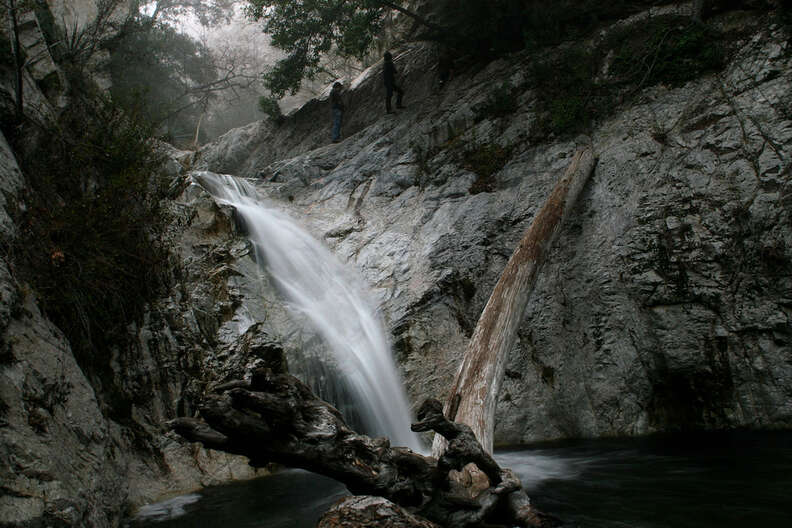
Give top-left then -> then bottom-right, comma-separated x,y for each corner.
0,140 -> 270,526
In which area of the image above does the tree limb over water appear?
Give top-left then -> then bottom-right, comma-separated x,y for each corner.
170,368 -> 554,527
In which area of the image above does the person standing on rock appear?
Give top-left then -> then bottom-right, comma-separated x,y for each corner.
437,46 -> 454,90
383,51 -> 405,114
331,81 -> 345,143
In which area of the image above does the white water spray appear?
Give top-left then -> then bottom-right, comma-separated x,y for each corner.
194,171 -> 422,451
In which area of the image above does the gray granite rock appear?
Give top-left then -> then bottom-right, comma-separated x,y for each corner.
0,290 -> 125,527
192,16 -> 792,446
318,496 -> 441,528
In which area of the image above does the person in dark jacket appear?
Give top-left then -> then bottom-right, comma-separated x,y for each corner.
330,81 -> 344,142
437,46 -> 454,89
383,51 -> 405,114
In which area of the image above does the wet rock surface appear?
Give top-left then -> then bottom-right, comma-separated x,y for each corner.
318,496 -> 442,528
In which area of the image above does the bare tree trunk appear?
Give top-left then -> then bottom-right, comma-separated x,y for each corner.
193,112 -> 204,148
7,0 -> 24,123
434,147 -> 597,456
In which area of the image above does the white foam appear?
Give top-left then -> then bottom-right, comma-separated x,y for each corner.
132,494 -> 202,522
194,171 -> 423,452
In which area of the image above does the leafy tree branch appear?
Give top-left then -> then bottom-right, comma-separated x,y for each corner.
244,0 -> 432,98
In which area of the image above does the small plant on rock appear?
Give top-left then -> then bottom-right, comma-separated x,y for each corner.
259,95 -> 285,125
531,46 -> 603,136
463,143 -> 512,194
476,82 -> 519,121
609,16 -> 725,88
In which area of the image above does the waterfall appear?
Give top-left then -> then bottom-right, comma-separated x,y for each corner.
193,171 -> 423,451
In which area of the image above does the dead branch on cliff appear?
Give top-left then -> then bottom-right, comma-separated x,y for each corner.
436,147 -> 597,456
170,368 -> 554,527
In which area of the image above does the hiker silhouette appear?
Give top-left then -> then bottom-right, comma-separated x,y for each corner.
330,81 -> 344,143
383,51 -> 405,114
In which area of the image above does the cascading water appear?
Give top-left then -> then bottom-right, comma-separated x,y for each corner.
193,171 -> 423,451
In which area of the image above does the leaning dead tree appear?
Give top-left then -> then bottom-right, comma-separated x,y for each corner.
171,368 -> 553,527
436,147 -> 597,455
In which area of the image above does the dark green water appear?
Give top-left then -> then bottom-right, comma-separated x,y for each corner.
128,431 -> 792,527
499,431 -> 792,528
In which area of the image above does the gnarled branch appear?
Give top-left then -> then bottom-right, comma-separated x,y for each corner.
170,369 -> 554,527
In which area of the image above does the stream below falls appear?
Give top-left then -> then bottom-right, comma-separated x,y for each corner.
128,430 -> 791,528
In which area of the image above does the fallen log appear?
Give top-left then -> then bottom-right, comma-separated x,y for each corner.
171,368 -> 555,527
436,147 -> 597,456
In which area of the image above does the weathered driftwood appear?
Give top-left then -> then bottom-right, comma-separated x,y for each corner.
436,147 -> 597,456
171,368 -> 554,527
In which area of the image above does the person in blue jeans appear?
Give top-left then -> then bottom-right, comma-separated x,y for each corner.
330,82 -> 345,143
383,51 -> 405,114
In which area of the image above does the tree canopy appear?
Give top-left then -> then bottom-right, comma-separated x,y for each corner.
244,0 -> 393,98
244,0 -> 544,99
104,18 -> 219,143
100,2 -> 264,144
134,0 -> 237,26
246,1 -> 698,100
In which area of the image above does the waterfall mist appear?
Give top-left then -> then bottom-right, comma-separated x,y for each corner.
194,171 -> 423,451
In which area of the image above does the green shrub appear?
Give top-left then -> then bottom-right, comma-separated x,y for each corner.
445,1 -> 672,57
531,46 -> 604,136
259,95 -> 285,125
522,0 -> 673,49
10,93 -> 170,411
527,12 -> 728,139
476,82 -> 519,121
548,95 -> 588,134
609,16 -> 725,88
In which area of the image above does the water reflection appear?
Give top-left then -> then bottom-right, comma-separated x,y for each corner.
498,431 -> 792,528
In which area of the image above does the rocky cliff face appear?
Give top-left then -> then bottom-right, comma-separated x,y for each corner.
1,3 -> 791,527
0,139 -> 267,526
194,7 -> 792,445
1,135 -> 126,526
0,7 -> 274,521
